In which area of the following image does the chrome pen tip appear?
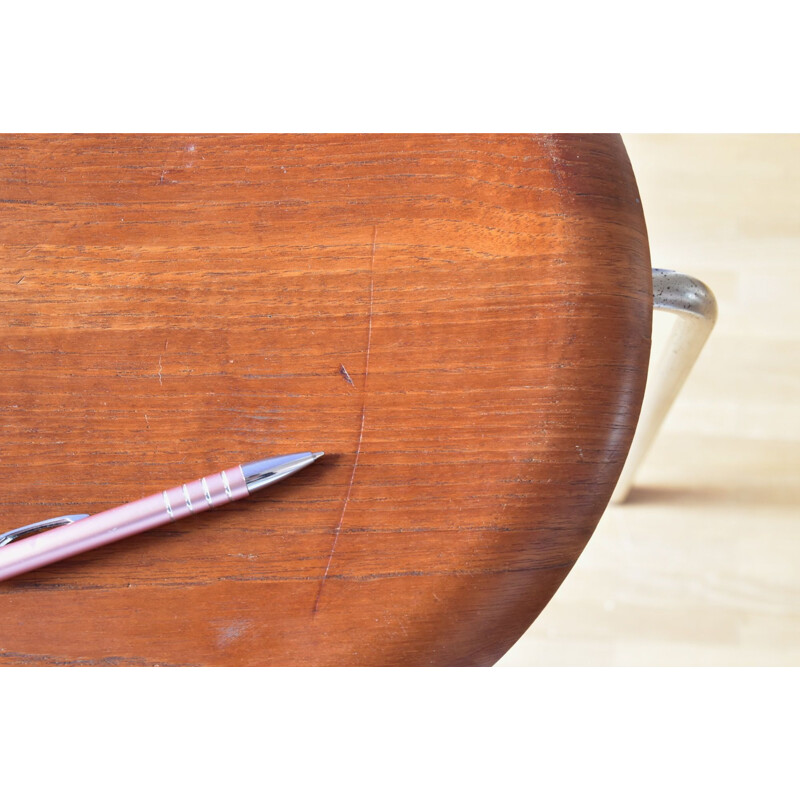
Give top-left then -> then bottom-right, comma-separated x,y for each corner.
241,451 -> 324,494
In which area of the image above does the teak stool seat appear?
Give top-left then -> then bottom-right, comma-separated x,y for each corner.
0,134 -> 651,665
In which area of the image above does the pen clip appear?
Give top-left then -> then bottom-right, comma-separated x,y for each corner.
0,514 -> 90,548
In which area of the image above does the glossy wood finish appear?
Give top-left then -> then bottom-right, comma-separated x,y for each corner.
0,135 -> 651,665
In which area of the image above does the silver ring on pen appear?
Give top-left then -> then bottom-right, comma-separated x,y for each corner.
163,491 -> 175,520
182,484 -> 193,512
201,477 -> 213,508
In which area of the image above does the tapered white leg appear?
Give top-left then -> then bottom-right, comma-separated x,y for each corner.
611,269 -> 718,503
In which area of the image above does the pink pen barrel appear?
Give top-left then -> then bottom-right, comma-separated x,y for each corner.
0,466 -> 249,582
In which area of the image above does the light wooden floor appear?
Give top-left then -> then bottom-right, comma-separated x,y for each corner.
499,134 -> 800,666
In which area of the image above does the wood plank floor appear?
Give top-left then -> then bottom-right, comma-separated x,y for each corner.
499,134 -> 800,666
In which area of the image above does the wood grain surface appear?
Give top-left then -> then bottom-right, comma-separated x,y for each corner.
0,134 -> 651,666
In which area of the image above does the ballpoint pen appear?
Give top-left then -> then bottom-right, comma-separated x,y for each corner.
0,451 -> 324,583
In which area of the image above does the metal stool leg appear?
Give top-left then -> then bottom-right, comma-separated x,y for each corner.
611,269 -> 718,503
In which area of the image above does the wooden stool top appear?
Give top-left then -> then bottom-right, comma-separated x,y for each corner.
0,134 -> 651,665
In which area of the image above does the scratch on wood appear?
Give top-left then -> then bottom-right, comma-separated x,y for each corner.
314,225 -> 377,615
215,620 -> 251,648
339,363 -> 355,386
157,167 -> 180,185
156,340 -> 168,385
